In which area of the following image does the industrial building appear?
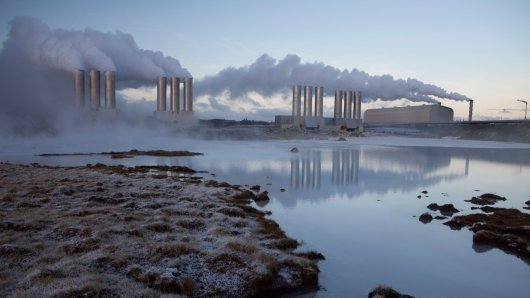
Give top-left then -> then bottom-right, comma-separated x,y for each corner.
275,85 -> 363,130
364,104 -> 454,124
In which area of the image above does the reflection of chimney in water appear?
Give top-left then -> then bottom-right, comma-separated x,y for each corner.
332,150 -> 340,184
341,150 -> 347,184
312,151 -> 321,188
302,158 -> 310,189
351,149 -> 359,184
465,154 -> 470,176
331,149 -> 360,185
291,159 -> 300,189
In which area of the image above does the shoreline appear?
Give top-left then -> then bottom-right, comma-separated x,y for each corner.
0,162 -> 322,297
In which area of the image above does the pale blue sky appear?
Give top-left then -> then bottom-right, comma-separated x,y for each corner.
1,0 -> 529,119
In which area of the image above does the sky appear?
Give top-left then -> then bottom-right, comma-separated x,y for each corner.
1,0 -> 529,121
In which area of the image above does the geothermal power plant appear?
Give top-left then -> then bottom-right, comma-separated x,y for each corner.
73,69 -> 117,115
154,76 -> 194,121
275,85 -> 363,130
72,70 -> 194,122
71,70 -> 470,126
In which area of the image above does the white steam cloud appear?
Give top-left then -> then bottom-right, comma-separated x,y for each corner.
196,54 -> 470,103
6,16 -> 190,80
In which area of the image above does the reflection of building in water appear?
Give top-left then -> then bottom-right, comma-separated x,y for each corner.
291,151 -> 321,189
332,149 -> 359,185
291,149 -> 360,189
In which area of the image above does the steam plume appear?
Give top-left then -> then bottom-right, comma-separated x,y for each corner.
5,16 -> 190,81
0,17 -> 190,136
196,54 -> 470,103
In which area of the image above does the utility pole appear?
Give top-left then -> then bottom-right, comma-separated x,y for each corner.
517,100 -> 527,120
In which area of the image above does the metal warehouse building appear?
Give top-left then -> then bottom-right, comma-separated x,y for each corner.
364,104 -> 454,124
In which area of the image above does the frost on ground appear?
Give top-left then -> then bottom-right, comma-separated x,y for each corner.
0,163 -> 321,297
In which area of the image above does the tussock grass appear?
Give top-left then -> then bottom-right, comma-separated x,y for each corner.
156,242 -> 199,257
145,222 -> 173,233
176,219 -> 205,230
226,241 -> 257,253
61,238 -> 99,255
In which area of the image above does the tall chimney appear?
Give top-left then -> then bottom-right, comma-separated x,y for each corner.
354,91 -> 362,120
314,86 -> 324,117
73,69 -> 85,107
344,90 -> 353,119
468,99 -> 473,121
89,70 -> 100,111
303,85 -> 313,117
157,76 -> 167,111
104,71 -> 116,109
183,77 -> 193,112
171,77 -> 180,113
292,85 -> 302,117
334,90 -> 343,119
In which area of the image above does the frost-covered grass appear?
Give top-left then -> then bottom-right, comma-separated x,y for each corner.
0,163 -> 321,297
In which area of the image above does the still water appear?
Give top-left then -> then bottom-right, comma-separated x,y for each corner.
2,137 -> 530,297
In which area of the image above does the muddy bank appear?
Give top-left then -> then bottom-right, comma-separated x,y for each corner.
37,149 -> 202,158
0,163 -> 321,297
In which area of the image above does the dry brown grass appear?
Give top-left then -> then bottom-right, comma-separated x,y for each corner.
176,219 -> 205,230
252,251 -> 279,273
226,241 -> 257,253
219,207 -> 246,218
156,242 -> 199,257
61,238 -> 99,255
208,253 -> 246,273
145,222 -> 173,233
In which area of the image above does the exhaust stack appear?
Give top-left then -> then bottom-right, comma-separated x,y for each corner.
468,99 -> 473,122
344,90 -> 353,118
292,85 -> 302,117
354,91 -> 362,120
314,86 -> 324,117
89,70 -> 100,111
334,90 -> 343,119
104,71 -> 116,109
170,77 -> 180,113
157,77 -> 167,111
73,69 -> 85,107
303,85 -> 313,117
183,77 -> 193,112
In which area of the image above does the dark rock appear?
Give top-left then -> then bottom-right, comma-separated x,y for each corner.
368,285 -> 414,298
337,137 -> 347,141
419,213 -> 433,224
417,195 -> 421,199
427,203 -> 459,217
525,200 -> 530,206
444,207 -> 530,265
465,193 -> 507,206
421,190 -> 428,194
280,188 -> 286,192
434,216 -> 447,220
254,192 -> 270,202
290,147 -> 299,153
232,190 -> 255,201
250,185 -> 261,192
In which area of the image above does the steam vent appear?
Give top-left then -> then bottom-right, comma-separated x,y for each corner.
275,85 -> 363,131
154,76 -> 194,122
73,69 -> 117,117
